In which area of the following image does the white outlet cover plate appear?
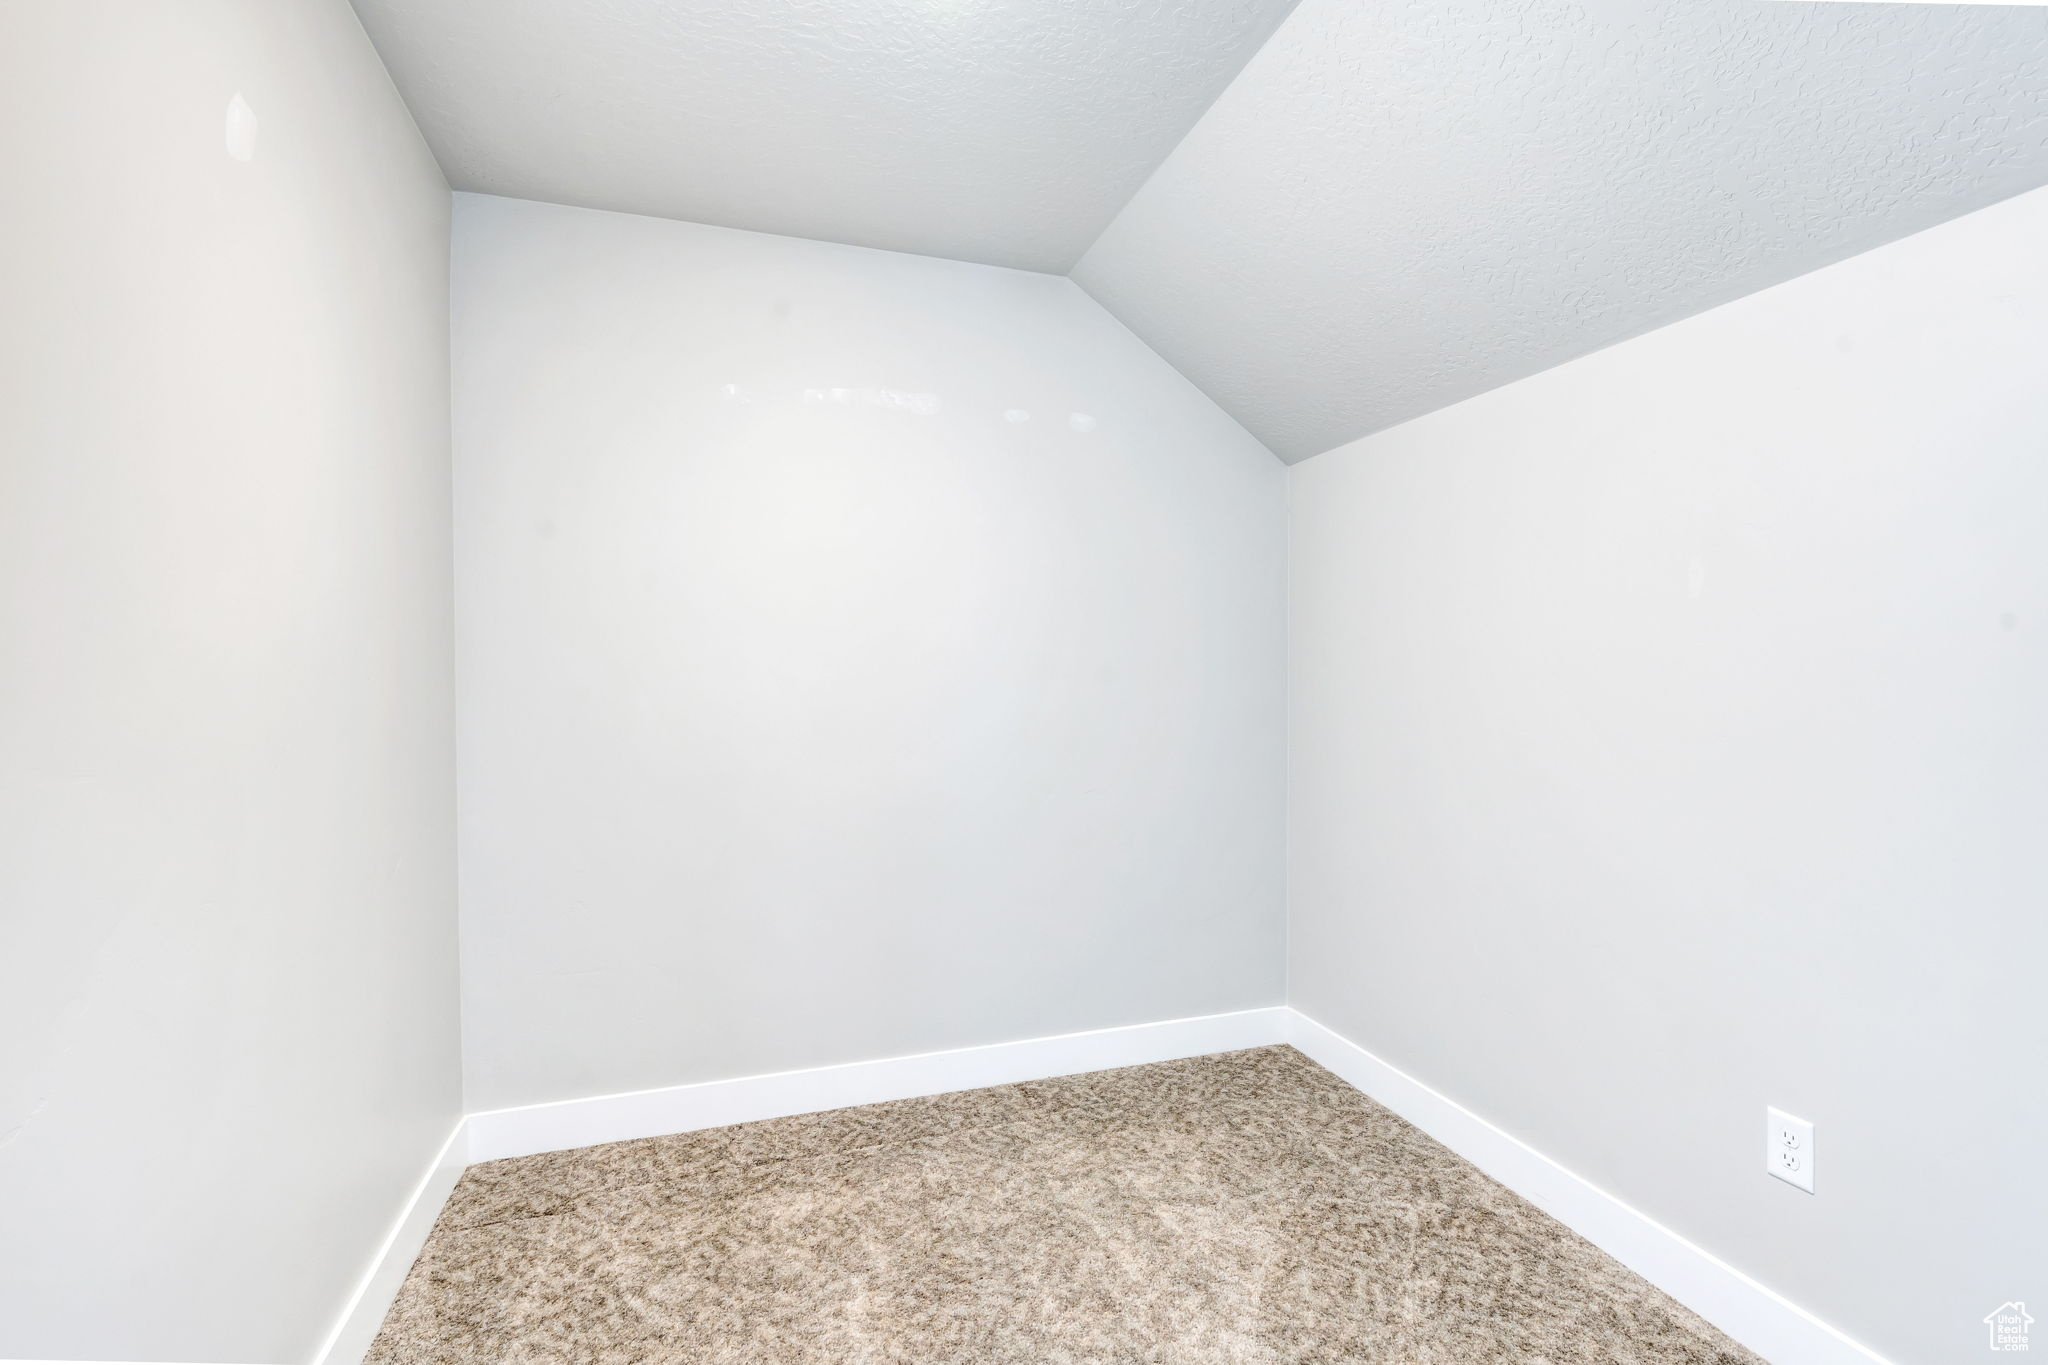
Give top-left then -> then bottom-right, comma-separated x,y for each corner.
1766,1106 -> 1815,1193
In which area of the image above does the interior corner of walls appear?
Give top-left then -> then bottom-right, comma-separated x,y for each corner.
1276,436 -> 1345,468
340,0 -> 454,195
1059,273 -> 1284,467
308,1117 -> 470,1365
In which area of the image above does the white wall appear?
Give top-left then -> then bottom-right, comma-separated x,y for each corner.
0,3 -> 458,1361
454,195 -> 1286,1112
1290,183 -> 2048,1365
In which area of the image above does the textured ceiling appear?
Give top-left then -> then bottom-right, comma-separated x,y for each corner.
346,0 -> 1298,273
1073,0 -> 2048,462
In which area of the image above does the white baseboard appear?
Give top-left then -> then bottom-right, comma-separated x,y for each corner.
298,1004 -> 1888,1365
309,1118 -> 469,1365
1283,1010 -> 1895,1365
465,1006 -> 1292,1163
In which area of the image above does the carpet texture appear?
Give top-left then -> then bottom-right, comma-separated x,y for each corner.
369,1046 -> 1766,1364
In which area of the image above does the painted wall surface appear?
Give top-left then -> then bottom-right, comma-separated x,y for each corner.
0,3 -> 458,1360
453,194 -> 1286,1112
1289,183 -> 2048,1365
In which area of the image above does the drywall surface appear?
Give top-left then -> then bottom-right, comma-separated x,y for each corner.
348,0 -> 1298,272
0,3 -> 458,1360
1075,0 -> 2048,462
1289,184 -> 2048,1364
454,194 -> 1286,1112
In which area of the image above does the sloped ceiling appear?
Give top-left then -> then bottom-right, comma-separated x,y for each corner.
345,0 -> 1299,273
1074,0 -> 2048,462
351,0 -> 2048,464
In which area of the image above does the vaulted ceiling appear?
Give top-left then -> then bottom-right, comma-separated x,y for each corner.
1076,0 -> 2048,461
351,0 -> 2048,464
344,0 -> 1300,273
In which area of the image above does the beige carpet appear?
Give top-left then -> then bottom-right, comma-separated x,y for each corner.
369,1046 -> 1765,1364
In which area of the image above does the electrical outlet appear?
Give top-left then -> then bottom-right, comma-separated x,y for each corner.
1766,1106 -> 1814,1193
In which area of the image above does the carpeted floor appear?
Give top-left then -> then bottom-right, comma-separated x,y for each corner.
369,1046 -> 1765,1364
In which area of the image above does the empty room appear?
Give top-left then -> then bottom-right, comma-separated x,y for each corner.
3,1 -> 2044,1362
